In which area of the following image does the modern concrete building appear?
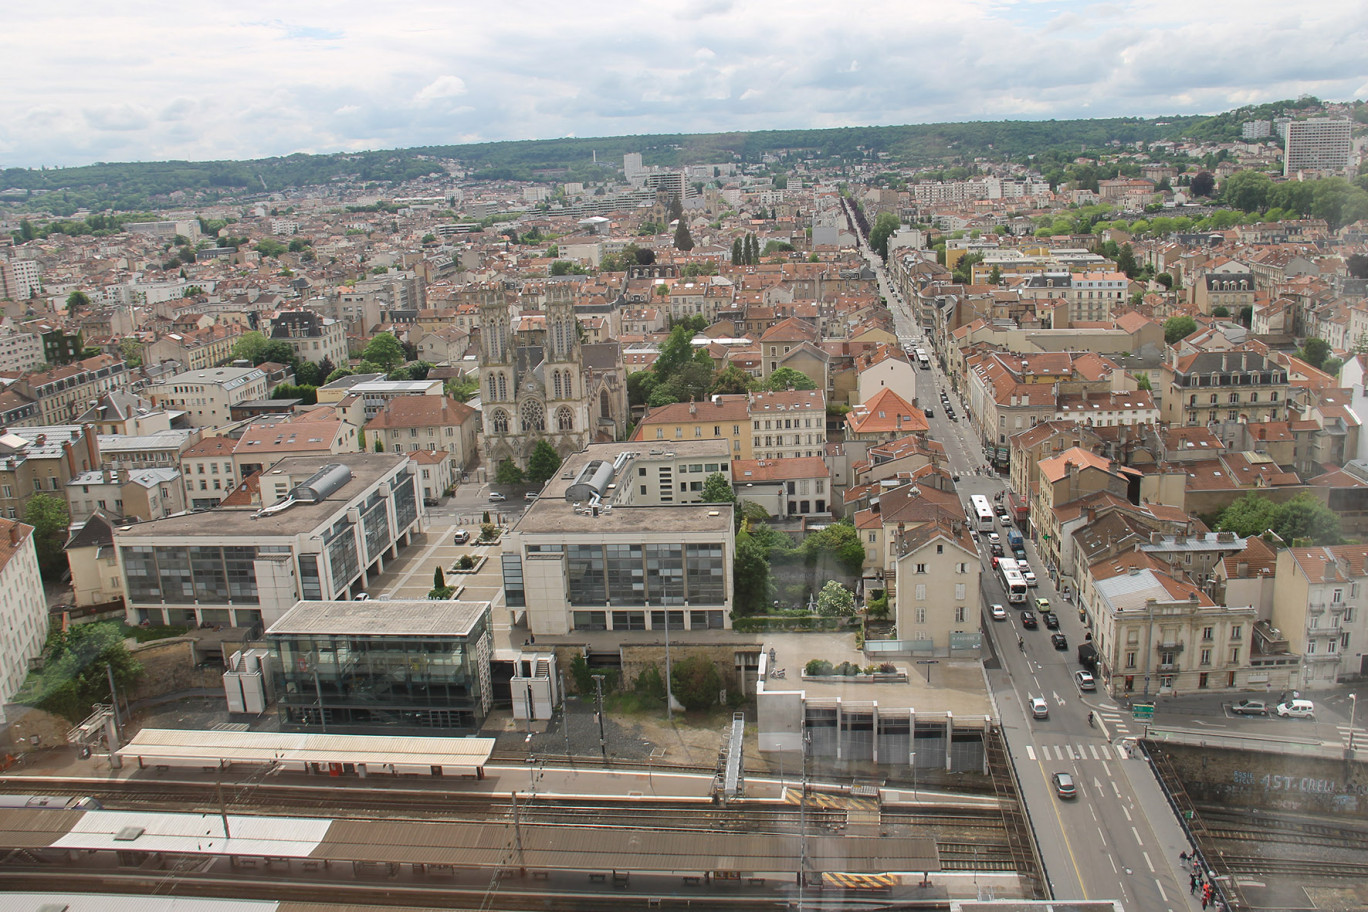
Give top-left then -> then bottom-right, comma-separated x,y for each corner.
503,441 -> 735,636
1284,119 -> 1352,176
115,453 -> 425,630
266,599 -> 493,734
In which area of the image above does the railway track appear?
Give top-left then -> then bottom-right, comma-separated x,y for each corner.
1219,856 -> 1368,879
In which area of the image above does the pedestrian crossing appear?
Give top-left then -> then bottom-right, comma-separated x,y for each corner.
1336,724 -> 1367,749
1024,742 -> 1133,762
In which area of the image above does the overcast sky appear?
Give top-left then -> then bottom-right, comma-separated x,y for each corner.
3,1 -> 1366,169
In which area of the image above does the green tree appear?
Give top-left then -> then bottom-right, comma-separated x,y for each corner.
362,332 -> 405,371
1348,254 -> 1368,279
118,337 -> 143,368
65,290 -> 91,315
1212,305 -> 1230,318
24,494 -> 70,579
1134,373 -> 1152,391
708,364 -> 754,396
258,339 -> 297,366
673,220 -> 695,252
1190,171 -> 1216,197
434,566 -> 446,591
732,531 -> 773,616
627,370 -> 658,407
526,440 -> 562,485
1299,337 -> 1331,369
668,193 -> 684,222
800,521 -> 866,581
1238,305 -> 1254,328
1221,170 -> 1273,212
701,472 -> 735,504
495,458 -> 525,485
230,331 -> 269,364
764,367 -> 816,391
1115,243 -> 1138,278
256,238 -> 288,258
326,367 -> 354,384
731,237 -> 743,265
653,324 -> 699,381
1163,315 -> 1198,344
1215,492 -> 1283,538
816,580 -> 856,617
294,361 -> 322,386
988,265 -> 1002,285
16,621 -> 143,722
1277,493 -> 1342,545
1155,272 -> 1174,290
868,211 -> 900,260
670,654 -> 722,711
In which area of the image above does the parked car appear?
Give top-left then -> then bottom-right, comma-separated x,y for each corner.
1230,699 -> 1269,717
1030,697 -> 1050,719
452,530 -> 470,545
1035,597 -> 1051,613
991,604 -> 1008,621
1020,612 -> 1038,629
990,543 -> 1004,557
1276,699 -> 1315,719
524,492 -> 539,502
1051,632 -> 1068,650
925,408 -> 934,418
423,497 -> 439,507
1052,771 -> 1077,799
1042,611 -> 1059,629
353,592 -> 370,601
987,532 -> 1001,544
1075,670 -> 1096,691
1022,569 -> 1038,587
488,492 -> 506,502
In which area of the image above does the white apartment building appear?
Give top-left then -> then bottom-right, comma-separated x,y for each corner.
0,519 -> 48,720
1284,119 -> 1352,176
145,366 -> 269,429
0,324 -> 44,372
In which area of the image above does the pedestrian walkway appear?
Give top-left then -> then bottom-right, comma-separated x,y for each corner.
1335,724 -> 1366,750
1023,742 -> 1135,763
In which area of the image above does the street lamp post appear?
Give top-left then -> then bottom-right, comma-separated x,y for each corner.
1350,693 -> 1359,753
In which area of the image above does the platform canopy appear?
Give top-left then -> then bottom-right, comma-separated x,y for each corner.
116,729 -> 495,775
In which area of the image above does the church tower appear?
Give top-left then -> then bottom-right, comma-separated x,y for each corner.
543,284 -> 591,457
477,287 -> 515,468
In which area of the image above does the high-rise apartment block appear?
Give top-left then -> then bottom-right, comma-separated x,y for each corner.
1284,119 -> 1352,176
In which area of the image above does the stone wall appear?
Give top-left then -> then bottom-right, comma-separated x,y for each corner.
1151,742 -> 1368,819
124,637 -> 222,704
550,643 -> 755,697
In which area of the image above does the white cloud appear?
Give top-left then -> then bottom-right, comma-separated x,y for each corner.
414,75 -> 468,105
0,0 -> 1363,166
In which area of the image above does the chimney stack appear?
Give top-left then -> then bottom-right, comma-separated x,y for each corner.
8,524 -> 21,546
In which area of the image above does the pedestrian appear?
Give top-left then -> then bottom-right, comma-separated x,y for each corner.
1190,874 -> 1197,894
1201,896 -> 1208,910
1180,850 -> 1189,862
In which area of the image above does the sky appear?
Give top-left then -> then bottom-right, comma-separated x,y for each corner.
3,0 -> 1367,169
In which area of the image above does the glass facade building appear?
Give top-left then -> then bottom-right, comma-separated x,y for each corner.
271,604 -> 492,734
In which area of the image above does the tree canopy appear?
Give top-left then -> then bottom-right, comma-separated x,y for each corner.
1298,337 -> 1331,370
25,494 -> 69,579
526,440 -> 563,485
361,332 -> 405,371
816,580 -> 856,617
701,472 -> 736,504
1216,491 -> 1341,545
670,654 -> 722,711
16,621 -> 143,722
1163,315 -> 1198,344
868,211 -> 901,260
763,367 -> 817,391
494,459 -> 525,486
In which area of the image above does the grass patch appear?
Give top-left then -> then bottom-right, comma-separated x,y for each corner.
120,623 -> 189,644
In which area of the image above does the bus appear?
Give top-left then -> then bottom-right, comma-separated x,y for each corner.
969,494 -> 995,533
914,349 -> 930,370
997,558 -> 1028,604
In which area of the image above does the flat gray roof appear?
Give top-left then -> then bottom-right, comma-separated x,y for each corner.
518,502 -> 732,535
267,599 -> 489,636
113,453 -> 408,538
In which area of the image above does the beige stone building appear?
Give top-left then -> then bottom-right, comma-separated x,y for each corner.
0,518 -> 47,716
890,518 -> 981,653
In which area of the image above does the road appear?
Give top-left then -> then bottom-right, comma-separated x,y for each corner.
860,237 -> 1204,910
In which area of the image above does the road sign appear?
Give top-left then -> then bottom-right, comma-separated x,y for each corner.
1132,703 -> 1155,721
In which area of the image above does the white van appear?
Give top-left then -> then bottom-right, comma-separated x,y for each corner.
1275,699 -> 1315,720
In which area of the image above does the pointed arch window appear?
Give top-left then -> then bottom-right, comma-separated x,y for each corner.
496,373 -> 507,400
491,409 -> 509,434
557,406 -> 574,431
553,370 -> 563,398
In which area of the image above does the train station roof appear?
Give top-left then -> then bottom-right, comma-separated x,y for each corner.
116,729 -> 495,775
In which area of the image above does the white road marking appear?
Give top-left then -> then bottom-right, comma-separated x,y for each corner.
1143,850 -> 1155,872
1131,825 -> 1143,846
1066,745 -> 1076,760
1154,877 -> 1167,902
1026,745 -> 1036,761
